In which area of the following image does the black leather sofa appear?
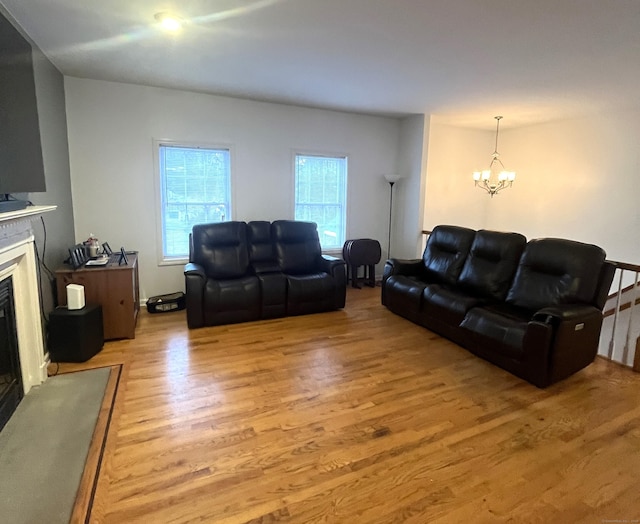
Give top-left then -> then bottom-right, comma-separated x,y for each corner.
184,220 -> 346,329
382,225 -> 616,388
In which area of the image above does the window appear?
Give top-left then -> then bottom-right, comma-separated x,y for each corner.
157,143 -> 231,259
294,153 -> 347,250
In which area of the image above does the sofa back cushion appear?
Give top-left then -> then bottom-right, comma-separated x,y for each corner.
247,221 -> 274,262
248,220 -> 281,273
506,238 -> 606,311
458,230 -> 527,300
272,220 -> 321,274
422,225 -> 475,285
191,221 -> 250,279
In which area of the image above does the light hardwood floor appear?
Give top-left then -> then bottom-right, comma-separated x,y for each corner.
54,287 -> 640,523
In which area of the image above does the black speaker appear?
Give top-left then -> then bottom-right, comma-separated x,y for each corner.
48,304 -> 104,363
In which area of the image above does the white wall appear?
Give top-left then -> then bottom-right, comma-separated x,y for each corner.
64,78 -> 401,300
424,109 -> 640,268
424,120 -> 491,231
392,114 -> 428,260
494,111 -> 640,264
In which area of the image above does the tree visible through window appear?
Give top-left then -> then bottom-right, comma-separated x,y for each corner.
294,154 -> 347,250
158,144 -> 231,258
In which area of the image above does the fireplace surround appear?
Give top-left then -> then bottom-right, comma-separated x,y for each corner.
0,205 -> 55,426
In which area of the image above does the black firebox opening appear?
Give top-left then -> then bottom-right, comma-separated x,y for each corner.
0,276 -> 23,432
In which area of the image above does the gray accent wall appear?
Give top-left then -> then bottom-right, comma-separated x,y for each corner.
0,5 -> 75,316
29,46 -> 75,316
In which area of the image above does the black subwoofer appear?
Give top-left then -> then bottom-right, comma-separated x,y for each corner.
48,304 -> 104,363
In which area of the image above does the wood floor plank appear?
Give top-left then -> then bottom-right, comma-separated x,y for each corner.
56,287 -> 640,523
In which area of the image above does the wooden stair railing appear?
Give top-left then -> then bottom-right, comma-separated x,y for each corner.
603,260 -> 640,372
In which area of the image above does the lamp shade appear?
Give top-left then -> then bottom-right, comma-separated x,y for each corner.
384,174 -> 402,183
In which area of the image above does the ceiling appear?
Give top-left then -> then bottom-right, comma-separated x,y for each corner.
2,0 -> 639,129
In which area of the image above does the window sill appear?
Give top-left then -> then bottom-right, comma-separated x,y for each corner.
159,257 -> 188,267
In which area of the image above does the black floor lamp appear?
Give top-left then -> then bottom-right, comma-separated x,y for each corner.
384,174 -> 402,258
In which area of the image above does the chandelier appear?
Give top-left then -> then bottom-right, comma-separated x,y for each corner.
473,116 -> 515,197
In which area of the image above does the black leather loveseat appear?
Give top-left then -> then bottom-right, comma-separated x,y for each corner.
382,225 -> 615,388
184,220 -> 346,329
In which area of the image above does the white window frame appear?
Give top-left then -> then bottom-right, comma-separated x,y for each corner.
293,151 -> 348,253
153,139 -> 234,265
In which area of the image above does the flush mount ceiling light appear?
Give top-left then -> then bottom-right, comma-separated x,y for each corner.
154,12 -> 183,32
473,116 -> 516,197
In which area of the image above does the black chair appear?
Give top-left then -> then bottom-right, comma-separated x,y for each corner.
184,221 -> 260,328
272,220 -> 346,315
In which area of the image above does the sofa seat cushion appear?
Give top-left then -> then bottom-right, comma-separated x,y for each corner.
258,272 -> 287,319
460,304 -> 533,359
286,272 -> 335,315
422,284 -> 486,326
203,276 -> 260,325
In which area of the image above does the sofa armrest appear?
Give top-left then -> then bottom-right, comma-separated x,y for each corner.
521,320 -> 555,388
184,262 -> 205,279
381,258 -> 424,306
382,258 -> 423,281
384,258 -> 423,276
533,304 -> 602,325
320,255 -> 345,276
184,262 -> 206,329
530,304 -> 603,386
320,255 -> 347,308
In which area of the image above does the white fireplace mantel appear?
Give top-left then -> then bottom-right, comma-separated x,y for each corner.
0,205 -> 56,393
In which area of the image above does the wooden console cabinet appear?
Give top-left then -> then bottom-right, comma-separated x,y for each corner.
56,254 -> 139,339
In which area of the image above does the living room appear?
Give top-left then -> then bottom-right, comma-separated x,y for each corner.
1,1 -> 639,522
2,1 -> 639,308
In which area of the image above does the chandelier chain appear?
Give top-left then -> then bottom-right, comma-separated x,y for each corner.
493,116 -> 502,155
